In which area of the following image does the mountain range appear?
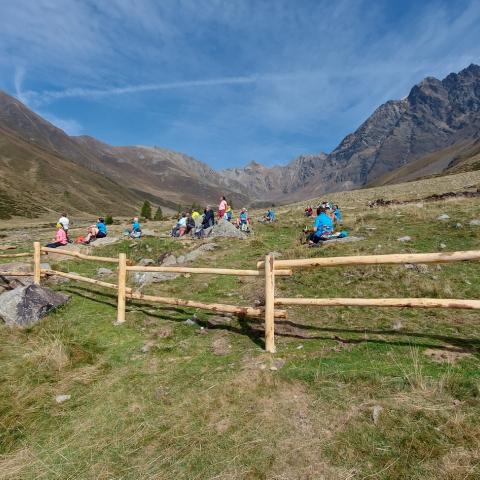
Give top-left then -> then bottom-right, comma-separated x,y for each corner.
1,64 -> 479,218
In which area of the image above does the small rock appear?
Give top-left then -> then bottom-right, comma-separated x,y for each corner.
455,223 -> 463,228
269,366 -> 278,371
469,219 -> 480,226
272,358 -> 286,370
365,226 -> 377,231
297,345 -> 304,350
397,236 -> 411,242
138,258 -> 155,266
372,405 -> 383,425
453,399 -> 461,406
141,341 -> 155,353
392,319 -> 402,331
437,214 -> 450,221
55,394 -> 71,404
440,243 -> 447,249
154,387 -> 168,401
184,318 -> 197,326
97,267 -> 113,276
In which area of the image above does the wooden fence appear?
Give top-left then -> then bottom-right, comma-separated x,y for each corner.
258,250 -> 480,352
2,243 -> 480,353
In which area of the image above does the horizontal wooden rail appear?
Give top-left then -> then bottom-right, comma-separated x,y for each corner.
0,246 -> 17,251
257,250 -> 480,269
0,271 -> 42,277
42,269 -> 133,293
0,252 -> 33,258
275,297 -> 480,309
41,247 -> 122,264
126,265 -> 292,276
128,291 -> 287,319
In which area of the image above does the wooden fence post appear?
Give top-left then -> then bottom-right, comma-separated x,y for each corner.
116,253 -> 127,324
264,253 -> 276,353
33,242 -> 41,285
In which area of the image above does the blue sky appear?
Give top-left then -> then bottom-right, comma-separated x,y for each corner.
1,0 -> 480,169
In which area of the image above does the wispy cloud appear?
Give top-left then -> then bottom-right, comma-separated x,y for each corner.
1,0 -> 479,167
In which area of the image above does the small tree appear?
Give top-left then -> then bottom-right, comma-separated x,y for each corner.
154,206 -> 163,220
141,200 -> 152,220
105,215 -> 114,225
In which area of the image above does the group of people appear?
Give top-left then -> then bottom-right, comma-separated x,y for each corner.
46,214 -> 109,248
46,214 -> 145,249
303,201 -> 346,245
170,196 -> 256,238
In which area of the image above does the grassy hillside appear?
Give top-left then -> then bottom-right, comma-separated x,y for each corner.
369,138 -> 480,187
1,173 -> 480,479
0,127 -> 141,219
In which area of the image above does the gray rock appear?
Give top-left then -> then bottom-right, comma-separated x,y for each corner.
141,229 -> 155,237
397,236 -> 412,242
184,318 -> 198,326
97,267 -> 113,276
372,405 -> 383,425
440,243 -> 447,249
90,236 -> 120,247
208,220 -> 246,239
138,258 -> 155,266
437,214 -> 450,221
55,394 -> 71,404
0,285 -> 70,327
470,219 -> 480,226
161,254 -> 177,266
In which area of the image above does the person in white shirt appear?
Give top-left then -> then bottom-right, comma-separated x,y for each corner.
58,213 -> 70,242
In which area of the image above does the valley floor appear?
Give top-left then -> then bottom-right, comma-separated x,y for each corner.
1,173 -> 480,479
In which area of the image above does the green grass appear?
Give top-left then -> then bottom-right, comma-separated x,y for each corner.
1,191 -> 480,479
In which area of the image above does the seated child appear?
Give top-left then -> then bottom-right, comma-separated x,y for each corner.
308,207 -> 334,245
46,224 -> 68,248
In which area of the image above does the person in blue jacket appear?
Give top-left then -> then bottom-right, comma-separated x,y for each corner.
308,206 -> 333,244
332,204 -> 342,224
96,217 -> 108,238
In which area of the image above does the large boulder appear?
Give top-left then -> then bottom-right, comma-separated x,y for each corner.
0,262 -> 34,292
0,285 -> 70,327
208,220 -> 246,239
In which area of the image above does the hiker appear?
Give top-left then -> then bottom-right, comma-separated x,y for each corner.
218,196 -> 227,219
332,204 -> 342,224
308,206 -> 334,245
171,213 -> 187,237
235,207 -> 250,231
125,217 -> 142,239
264,207 -> 276,222
195,206 -> 215,238
58,213 -> 71,242
95,217 -> 108,239
304,206 -> 313,217
191,210 -> 201,223
82,217 -> 107,244
202,206 -> 215,229
185,213 -> 196,235
46,223 -> 68,248
225,204 -> 233,221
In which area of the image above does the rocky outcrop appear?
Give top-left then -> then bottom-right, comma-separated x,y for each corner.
300,64 -> 480,198
0,285 -> 70,327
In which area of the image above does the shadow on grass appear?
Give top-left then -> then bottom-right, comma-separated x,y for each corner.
61,285 -> 265,348
60,285 -> 480,354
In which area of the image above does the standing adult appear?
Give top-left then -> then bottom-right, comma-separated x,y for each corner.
218,196 -> 227,219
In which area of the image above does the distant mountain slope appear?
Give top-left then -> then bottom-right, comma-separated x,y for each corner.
219,153 -> 328,202
296,64 -> 480,199
369,138 -> 480,187
0,91 -> 248,214
0,125 -> 139,219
